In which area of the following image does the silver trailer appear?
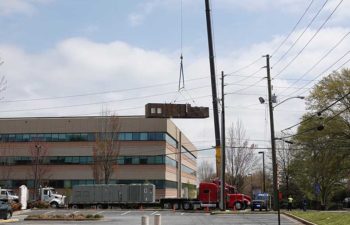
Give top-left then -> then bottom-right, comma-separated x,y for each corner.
70,184 -> 155,208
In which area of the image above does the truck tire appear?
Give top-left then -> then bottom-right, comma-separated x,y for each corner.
183,202 -> 192,210
234,202 -> 243,210
50,202 -> 59,208
163,202 -> 171,209
172,202 -> 180,210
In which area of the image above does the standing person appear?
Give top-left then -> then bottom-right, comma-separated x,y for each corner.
302,198 -> 307,211
288,195 -> 293,211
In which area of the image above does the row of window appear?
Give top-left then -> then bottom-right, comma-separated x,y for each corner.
0,179 -> 197,190
0,155 -> 196,176
0,132 -> 166,142
0,132 -> 197,161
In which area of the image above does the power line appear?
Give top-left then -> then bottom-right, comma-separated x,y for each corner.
0,85 -> 212,113
226,57 -> 263,75
274,0 -> 344,78
271,0 -> 315,57
286,50 -> 350,97
278,31 -> 350,96
281,89 -> 350,132
272,0 -> 329,68
2,76 -> 211,103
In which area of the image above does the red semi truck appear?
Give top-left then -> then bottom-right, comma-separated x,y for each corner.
160,180 -> 251,210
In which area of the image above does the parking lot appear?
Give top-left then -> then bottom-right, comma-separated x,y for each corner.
3,209 -> 303,225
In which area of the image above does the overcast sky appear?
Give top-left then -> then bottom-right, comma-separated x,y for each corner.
0,0 -> 349,168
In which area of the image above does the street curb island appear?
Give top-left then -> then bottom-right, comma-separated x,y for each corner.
283,212 -> 318,225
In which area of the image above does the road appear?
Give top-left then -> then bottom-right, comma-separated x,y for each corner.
6,209 -> 302,225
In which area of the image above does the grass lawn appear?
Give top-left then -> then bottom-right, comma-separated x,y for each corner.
289,211 -> 350,225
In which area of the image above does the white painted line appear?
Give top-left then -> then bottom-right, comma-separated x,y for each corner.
181,212 -> 185,215
121,211 -> 131,216
95,211 -> 104,215
150,211 -> 158,215
44,210 -> 55,215
72,211 -> 80,214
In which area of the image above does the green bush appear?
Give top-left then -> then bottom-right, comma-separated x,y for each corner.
94,214 -> 103,219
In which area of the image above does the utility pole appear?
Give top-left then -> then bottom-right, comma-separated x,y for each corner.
205,0 -> 221,177
264,54 -> 281,225
220,71 -> 226,211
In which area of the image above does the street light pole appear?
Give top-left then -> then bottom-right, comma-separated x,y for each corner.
258,151 -> 266,193
264,54 -> 281,225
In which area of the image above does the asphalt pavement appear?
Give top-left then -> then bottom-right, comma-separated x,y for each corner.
5,209 -> 302,225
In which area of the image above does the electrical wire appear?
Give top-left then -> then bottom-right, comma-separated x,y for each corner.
272,0 -> 329,68
281,90 -> 350,132
274,0 -> 344,78
277,31 -> 350,96
271,0 -> 315,57
286,51 -> 350,97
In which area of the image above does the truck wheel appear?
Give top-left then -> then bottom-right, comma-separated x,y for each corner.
50,202 -> 59,208
234,202 -> 243,210
183,202 -> 192,210
163,203 -> 171,209
172,202 -> 180,210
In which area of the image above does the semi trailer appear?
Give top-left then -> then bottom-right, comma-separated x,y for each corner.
69,180 -> 251,210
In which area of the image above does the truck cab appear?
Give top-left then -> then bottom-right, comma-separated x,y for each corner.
198,180 -> 251,210
0,188 -> 19,203
40,187 -> 66,208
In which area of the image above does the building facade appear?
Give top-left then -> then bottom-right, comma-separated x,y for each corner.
0,116 -> 197,199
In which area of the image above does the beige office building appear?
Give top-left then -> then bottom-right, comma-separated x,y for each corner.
0,116 -> 197,199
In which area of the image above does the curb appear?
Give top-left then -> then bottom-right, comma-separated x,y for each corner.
283,212 -> 318,225
0,219 -> 19,223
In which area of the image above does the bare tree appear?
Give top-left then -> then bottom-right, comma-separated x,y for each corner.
226,120 -> 258,192
92,111 -> 121,184
276,134 -> 294,195
0,142 -> 14,188
197,160 -> 215,182
0,58 -> 7,99
27,142 -> 51,199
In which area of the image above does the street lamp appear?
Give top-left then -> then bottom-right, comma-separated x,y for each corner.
258,151 -> 266,193
274,96 -> 305,108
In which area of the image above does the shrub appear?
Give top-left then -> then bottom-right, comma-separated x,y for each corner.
10,202 -> 22,211
94,214 -> 103,219
27,200 -> 50,209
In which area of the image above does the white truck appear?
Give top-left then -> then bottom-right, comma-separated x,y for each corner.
39,187 -> 66,208
0,188 -> 19,203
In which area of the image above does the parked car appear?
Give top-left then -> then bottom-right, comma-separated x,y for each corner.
0,200 -> 12,220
